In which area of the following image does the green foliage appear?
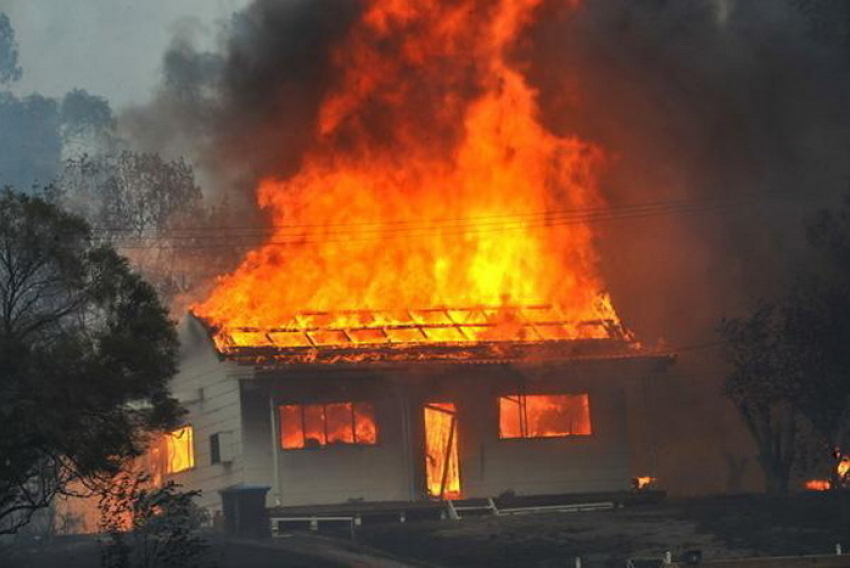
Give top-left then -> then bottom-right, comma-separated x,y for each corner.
98,472 -> 208,568
0,189 -> 183,534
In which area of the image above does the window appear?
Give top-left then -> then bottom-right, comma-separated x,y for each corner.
279,402 -> 378,449
164,425 -> 195,473
498,394 -> 591,439
210,433 -> 221,465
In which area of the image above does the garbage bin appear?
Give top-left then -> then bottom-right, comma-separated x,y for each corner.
219,484 -> 271,538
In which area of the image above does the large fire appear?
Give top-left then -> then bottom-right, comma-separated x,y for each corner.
193,0 -> 620,345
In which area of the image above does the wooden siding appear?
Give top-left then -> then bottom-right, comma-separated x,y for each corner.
164,317 -> 252,513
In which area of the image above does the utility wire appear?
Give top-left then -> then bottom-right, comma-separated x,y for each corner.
108,192 -> 791,250
89,191 -> 786,238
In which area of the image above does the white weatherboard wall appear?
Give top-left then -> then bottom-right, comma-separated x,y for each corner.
459,382 -> 631,498
165,317 -> 253,513
263,389 -> 415,506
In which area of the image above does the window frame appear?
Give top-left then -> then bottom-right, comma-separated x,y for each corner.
277,401 -> 380,451
497,393 -> 593,441
210,432 -> 221,465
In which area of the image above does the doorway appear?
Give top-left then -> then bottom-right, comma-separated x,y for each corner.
423,402 -> 461,499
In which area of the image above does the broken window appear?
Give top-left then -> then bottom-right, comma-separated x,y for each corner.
164,425 -> 195,473
498,394 -> 592,439
279,402 -> 378,449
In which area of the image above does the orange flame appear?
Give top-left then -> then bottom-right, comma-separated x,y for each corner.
498,394 -> 592,438
805,479 -> 831,491
424,403 -> 461,499
194,0 -> 618,343
279,402 -> 377,449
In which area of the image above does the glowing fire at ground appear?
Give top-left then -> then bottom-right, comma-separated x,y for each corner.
635,476 -> 656,490
193,0 -> 619,344
805,479 -> 831,491
805,455 -> 850,491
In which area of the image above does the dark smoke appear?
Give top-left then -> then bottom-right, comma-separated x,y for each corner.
123,0 -> 363,201
519,0 -> 850,493
124,0 -> 850,494
524,0 -> 850,346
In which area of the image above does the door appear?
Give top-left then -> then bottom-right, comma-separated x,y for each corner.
423,402 -> 461,499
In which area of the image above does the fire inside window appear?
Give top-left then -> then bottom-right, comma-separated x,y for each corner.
498,394 -> 592,439
164,425 -> 195,473
279,402 -> 378,449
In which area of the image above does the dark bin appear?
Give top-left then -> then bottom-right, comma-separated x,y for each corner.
219,484 -> 271,539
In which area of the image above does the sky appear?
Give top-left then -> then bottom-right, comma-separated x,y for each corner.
0,0 -> 250,108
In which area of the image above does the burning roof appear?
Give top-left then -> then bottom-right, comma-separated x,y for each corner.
196,305 -> 650,365
191,1 -> 635,362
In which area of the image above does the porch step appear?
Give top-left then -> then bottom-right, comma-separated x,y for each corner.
447,497 -> 499,519
447,497 -> 614,519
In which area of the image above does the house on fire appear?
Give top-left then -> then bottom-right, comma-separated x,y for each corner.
154,306 -> 673,516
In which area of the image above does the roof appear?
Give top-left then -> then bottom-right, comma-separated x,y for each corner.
195,305 -> 671,366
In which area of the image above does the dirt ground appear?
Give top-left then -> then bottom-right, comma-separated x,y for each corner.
352,493 -> 850,567
3,493 -> 849,567
1,533 -> 413,568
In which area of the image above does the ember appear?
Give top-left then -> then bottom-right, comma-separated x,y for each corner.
193,0 -> 620,346
804,479 -> 831,491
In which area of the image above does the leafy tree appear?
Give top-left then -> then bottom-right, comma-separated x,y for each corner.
0,12 -> 22,85
0,189 -> 183,534
786,198 -> 850,484
98,472 -> 208,568
0,93 -> 62,190
719,303 -> 801,494
60,152 -> 248,308
60,152 -> 203,239
721,194 -> 850,492
60,89 -> 119,159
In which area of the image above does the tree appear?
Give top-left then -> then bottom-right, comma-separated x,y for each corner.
60,89 -> 119,159
721,194 -> 850,492
59,152 -> 205,305
60,152 -> 249,308
786,197 -> 850,485
0,189 -> 183,534
0,93 -> 62,190
719,303 -> 801,494
0,12 -> 22,85
98,472 -> 208,568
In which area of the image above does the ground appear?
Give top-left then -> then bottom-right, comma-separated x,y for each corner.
353,493 -> 850,567
2,493 -> 849,567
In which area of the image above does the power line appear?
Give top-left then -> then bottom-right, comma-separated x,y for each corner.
106,192 -> 790,251
89,191 -> 784,238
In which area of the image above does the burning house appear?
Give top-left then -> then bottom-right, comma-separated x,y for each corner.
164,308 -> 671,515
152,0 -> 675,517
